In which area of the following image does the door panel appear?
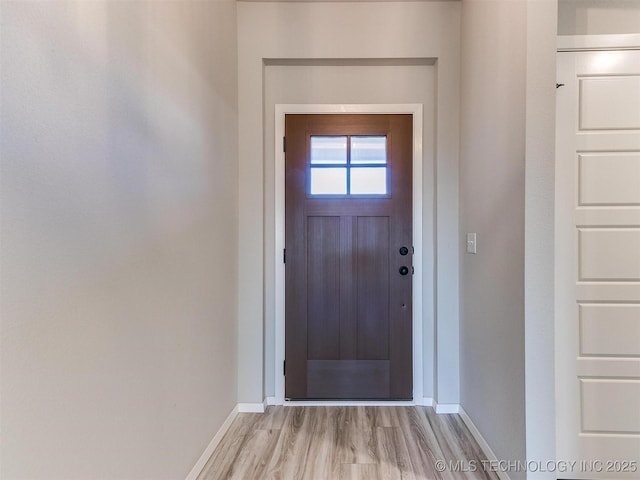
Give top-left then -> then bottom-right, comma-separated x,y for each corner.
556,50 -> 640,477
307,360 -> 390,399
579,76 -> 640,130
579,304 -> 640,356
356,216 -> 390,360
285,114 -> 412,400
307,216 -> 340,360
578,153 -> 640,205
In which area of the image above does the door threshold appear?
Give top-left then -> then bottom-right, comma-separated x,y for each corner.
282,400 -> 417,407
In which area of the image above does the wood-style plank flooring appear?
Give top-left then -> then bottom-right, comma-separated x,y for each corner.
197,406 -> 500,480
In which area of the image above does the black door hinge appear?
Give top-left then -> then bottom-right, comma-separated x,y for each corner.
283,248 -> 286,264
283,360 -> 286,375
283,136 -> 286,152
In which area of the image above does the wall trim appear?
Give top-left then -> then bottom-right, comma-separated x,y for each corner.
274,103 -> 425,405
434,401 -> 459,414
558,33 -> 640,52
458,407 -> 511,480
185,405 -> 239,480
237,402 -> 266,413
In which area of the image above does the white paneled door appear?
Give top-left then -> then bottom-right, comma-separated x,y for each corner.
557,49 -> 640,478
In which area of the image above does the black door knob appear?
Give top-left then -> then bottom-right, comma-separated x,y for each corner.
399,266 -> 409,276
399,246 -> 409,256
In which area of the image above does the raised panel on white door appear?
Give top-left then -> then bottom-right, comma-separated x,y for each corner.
577,132 -> 640,153
576,209 -> 640,228
579,153 -> 640,205
579,303 -> 640,356
578,357 -> 640,378
579,76 -> 640,131
581,378 -> 640,434
579,229 -> 640,281
577,284 -> 640,303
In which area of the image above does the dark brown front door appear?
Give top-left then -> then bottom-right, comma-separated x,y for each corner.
285,114 -> 413,400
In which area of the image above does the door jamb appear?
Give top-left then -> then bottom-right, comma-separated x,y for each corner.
274,104 -> 424,405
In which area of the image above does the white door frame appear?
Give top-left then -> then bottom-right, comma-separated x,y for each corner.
274,104 -> 424,405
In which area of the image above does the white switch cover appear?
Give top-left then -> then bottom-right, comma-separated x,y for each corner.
466,233 -> 477,254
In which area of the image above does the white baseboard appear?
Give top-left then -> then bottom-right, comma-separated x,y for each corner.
458,407 -> 510,480
237,402 -> 265,413
434,401 -> 460,414
265,396 -> 277,406
416,397 -> 434,407
185,405 -> 239,480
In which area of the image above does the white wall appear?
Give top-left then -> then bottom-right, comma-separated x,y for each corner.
558,0 -> 640,35
0,1 -> 238,479
237,0 -> 461,405
459,0 -> 527,477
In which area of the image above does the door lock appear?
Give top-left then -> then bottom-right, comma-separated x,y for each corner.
399,266 -> 409,276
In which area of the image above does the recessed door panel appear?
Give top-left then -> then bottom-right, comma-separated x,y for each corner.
356,216 -> 390,360
307,216 -> 341,360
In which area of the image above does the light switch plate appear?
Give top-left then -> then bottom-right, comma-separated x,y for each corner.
466,233 -> 477,254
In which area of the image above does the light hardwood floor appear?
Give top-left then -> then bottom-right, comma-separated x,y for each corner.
197,406 -> 500,480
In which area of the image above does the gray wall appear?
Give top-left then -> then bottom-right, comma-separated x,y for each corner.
0,1 -> 238,478
525,1 -> 557,478
459,0 -> 527,477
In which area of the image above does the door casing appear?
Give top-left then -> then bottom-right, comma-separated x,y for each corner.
274,104 -> 424,405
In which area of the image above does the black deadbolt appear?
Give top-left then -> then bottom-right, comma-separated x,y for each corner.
399,266 -> 409,276
399,246 -> 409,256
